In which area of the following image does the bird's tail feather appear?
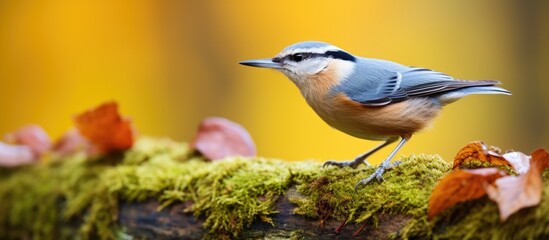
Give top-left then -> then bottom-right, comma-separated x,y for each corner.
437,84 -> 511,105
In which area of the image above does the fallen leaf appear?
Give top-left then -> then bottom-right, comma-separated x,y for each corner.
74,102 -> 134,154
502,151 -> 530,175
485,175 -> 540,221
530,148 -> 549,172
53,128 -> 91,156
453,141 -> 512,170
190,117 -> 256,161
4,124 -> 52,157
485,148 -> 549,221
0,142 -> 36,167
428,168 -> 506,220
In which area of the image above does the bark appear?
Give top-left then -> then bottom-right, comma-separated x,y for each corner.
119,187 -> 410,240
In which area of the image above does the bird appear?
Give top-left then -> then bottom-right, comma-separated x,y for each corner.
239,41 -> 511,189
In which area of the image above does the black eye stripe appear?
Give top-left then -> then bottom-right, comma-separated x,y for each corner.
324,50 -> 356,62
283,50 -> 356,62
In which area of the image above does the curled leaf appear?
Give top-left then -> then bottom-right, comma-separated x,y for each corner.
453,141 -> 512,171
191,117 -> 256,161
428,168 -> 506,220
485,148 -> 549,221
74,102 -> 134,154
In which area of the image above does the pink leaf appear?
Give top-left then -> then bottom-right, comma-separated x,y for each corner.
4,124 -> 52,157
53,128 -> 91,155
502,151 -> 530,175
0,142 -> 36,167
191,117 -> 256,161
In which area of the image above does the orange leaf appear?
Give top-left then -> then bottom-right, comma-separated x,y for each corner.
428,168 -> 506,220
74,102 -> 134,154
485,148 -> 549,221
453,141 -> 512,170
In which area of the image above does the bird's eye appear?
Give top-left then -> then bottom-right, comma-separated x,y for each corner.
290,53 -> 304,62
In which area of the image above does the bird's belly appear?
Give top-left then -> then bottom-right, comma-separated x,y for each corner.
307,94 -> 441,141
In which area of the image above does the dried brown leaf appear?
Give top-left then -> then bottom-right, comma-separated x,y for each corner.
485,148 -> 549,221
428,168 -> 506,220
453,141 -> 512,170
531,148 -> 549,172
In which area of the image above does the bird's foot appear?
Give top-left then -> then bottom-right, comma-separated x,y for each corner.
354,160 -> 402,190
323,158 -> 370,169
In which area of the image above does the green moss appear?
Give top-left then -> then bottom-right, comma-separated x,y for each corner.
1,138 -> 548,239
290,229 -> 305,240
290,154 -> 450,239
0,137 -> 292,239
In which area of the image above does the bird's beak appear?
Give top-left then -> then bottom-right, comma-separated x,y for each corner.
239,58 -> 283,69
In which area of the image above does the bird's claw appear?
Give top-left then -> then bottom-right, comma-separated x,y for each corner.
323,159 -> 364,169
389,160 -> 402,168
354,160 -> 402,191
354,166 -> 386,191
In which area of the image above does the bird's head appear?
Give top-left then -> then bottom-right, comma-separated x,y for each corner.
240,41 -> 357,88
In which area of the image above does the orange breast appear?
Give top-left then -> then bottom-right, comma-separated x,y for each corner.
305,92 -> 441,140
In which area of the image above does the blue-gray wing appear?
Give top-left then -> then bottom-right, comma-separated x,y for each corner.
338,64 -> 503,106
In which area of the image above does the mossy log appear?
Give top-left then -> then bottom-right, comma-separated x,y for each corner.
1,138 -> 548,239
118,187 -> 412,239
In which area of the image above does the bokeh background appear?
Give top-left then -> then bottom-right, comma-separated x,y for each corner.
1,0 -> 547,163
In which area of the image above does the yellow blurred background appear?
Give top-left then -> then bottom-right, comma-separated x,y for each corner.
1,0 -> 547,163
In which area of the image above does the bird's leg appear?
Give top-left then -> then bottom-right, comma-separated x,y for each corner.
323,138 -> 397,169
355,135 -> 410,190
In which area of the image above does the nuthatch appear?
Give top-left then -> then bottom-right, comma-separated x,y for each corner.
240,41 -> 511,188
